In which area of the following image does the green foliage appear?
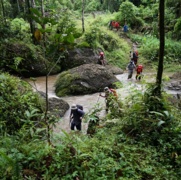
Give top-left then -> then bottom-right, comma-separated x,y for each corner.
0,80 -> 181,179
85,0 -> 101,12
1,1 -> 181,179
174,17 -> 181,40
83,18 -> 130,68
0,73 -> 42,134
118,1 -> 138,24
130,34 -> 181,64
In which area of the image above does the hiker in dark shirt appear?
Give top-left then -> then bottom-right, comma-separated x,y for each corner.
70,104 -> 85,131
127,60 -> 136,79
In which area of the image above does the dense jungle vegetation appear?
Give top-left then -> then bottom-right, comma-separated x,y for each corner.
0,0 -> 181,179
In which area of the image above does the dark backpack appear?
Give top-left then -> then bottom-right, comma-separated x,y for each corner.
133,51 -> 138,59
76,104 -> 83,110
70,104 -> 83,117
128,61 -> 135,70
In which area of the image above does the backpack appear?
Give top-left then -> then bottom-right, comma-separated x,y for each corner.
133,51 -> 138,59
76,104 -> 83,110
128,61 -> 135,70
70,104 -> 83,119
137,65 -> 143,73
110,88 -> 118,99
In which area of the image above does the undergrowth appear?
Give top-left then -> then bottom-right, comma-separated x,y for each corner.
1,81 -> 181,179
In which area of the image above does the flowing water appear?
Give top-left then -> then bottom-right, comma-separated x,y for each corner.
25,71 -> 176,134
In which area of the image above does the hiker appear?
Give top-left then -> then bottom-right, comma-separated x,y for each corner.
114,21 -> 120,31
132,49 -> 139,65
98,51 -> 105,66
123,23 -> 128,32
70,104 -> 85,131
99,87 -> 118,112
127,60 -> 136,79
136,64 -> 143,80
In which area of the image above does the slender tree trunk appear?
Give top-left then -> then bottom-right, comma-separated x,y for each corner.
179,1 -> 181,17
32,0 -> 36,7
1,0 -> 7,25
27,0 -> 34,36
82,0 -> 85,33
40,0 -> 50,144
41,0 -> 46,46
17,0 -> 20,13
156,0 -> 165,96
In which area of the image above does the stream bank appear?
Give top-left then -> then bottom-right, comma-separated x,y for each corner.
26,70 -> 180,134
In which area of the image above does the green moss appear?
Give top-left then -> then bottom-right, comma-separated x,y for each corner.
55,71 -> 81,96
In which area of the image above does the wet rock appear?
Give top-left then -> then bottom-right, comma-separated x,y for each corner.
166,80 -> 181,91
38,91 -> 69,117
48,97 -> 69,117
55,64 -> 121,96
165,72 -> 181,91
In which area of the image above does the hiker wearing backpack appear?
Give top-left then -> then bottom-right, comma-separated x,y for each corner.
70,104 -> 85,131
132,49 -> 139,65
123,23 -> 128,32
98,51 -> 105,66
136,64 -> 143,80
99,87 -> 118,112
127,60 -> 136,79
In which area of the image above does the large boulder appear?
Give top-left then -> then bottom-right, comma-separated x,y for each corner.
61,47 -> 123,74
1,42 -> 61,77
61,48 -> 98,70
55,64 -> 121,96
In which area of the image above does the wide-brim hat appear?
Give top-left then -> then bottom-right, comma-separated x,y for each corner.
104,87 -> 109,91
71,104 -> 77,110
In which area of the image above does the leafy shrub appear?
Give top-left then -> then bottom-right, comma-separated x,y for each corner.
130,34 -> 181,64
174,17 -> 181,40
0,73 -> 42,134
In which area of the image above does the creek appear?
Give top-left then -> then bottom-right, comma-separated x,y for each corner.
26,71 -> 177,134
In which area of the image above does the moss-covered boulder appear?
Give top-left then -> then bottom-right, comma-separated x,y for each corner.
0,41 -> 61,77
55,64 -> 121,96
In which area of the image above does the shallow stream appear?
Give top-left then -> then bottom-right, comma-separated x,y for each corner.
26,70 -> 176,134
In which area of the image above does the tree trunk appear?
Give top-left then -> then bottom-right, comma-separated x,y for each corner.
41,0 -> 46,46
17,0 -> 20,13
82,0 -> 85,33
156,0 -> 165,96
179,1 -> 181,17
27,0 -> 34,36
1,0 -> 7,25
